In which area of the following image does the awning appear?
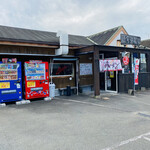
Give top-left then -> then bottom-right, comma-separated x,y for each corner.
53,58 -> 78,61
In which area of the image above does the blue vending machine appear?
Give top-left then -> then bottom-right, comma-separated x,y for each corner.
0,59 -> 22,103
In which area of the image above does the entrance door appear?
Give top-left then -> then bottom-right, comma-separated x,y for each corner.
105,71 -> 118,92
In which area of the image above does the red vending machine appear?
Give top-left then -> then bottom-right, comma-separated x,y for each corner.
24,60 -> 49,100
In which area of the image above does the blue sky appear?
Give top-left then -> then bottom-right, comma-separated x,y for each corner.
0,0 -> 149,40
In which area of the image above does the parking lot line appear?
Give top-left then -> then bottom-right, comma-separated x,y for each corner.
101,132 -> 150,150
143,136 -> 150,142
56,98 -> 132,112
130,98 -> 150,106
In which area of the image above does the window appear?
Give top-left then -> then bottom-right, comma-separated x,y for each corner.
52,63 -> 74,77
140,53 -> 147,72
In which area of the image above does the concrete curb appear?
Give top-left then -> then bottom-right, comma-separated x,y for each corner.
0,103 -> 6,107
16,100 -> 31,105
44,97 -> 52,101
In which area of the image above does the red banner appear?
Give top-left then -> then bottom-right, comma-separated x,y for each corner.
134,59 -> 139,85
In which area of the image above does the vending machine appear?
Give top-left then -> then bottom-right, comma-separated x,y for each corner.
0,58 -> 22,103
24,60 -> 49,100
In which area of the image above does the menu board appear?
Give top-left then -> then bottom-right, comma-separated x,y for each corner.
0,64 -> 18,81
25,63 -> 45,81
80,63 -> 92,75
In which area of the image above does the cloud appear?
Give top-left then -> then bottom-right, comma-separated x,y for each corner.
0,0 -> 150,39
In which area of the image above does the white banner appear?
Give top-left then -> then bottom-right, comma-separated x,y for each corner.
99,59 -> 122,72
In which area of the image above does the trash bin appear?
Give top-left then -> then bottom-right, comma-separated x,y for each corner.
49,83 -> 55,98
66,85 -> 71,96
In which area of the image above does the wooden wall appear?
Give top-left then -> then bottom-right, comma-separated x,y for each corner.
138,73 -> 150,89
52,76 -> 75,88
0,45 -> 55,54
118,73 -> 134,93
0,45 -> 75,56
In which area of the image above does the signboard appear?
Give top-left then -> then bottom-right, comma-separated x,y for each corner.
121,34 -> 141,46
0,82 -> 10,89
134,59 -> 139,85
99,60 -> 122,72
80,63 -> 92,75
123,56 -> 129,65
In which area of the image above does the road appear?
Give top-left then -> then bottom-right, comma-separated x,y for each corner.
0,91 -> 150,150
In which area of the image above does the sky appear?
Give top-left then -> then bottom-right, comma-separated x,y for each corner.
0,0 -> 149,40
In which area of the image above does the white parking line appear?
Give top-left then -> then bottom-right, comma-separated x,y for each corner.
56,98 -> 131,112
143,136 -> 150,142
119,95 -> 150,106
101,132 -> 150,150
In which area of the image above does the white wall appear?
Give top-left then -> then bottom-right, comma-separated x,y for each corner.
109,31 -> 134,48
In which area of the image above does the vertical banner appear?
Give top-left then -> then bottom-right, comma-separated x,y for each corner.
134,59 -> 139,85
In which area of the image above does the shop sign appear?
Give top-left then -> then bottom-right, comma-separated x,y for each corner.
134,59 -> 139,85
99,59 -> 122,72
123,56 -> 129,65
121,34 -> 141,46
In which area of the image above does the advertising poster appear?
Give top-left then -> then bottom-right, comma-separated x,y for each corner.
110,71 -> 114,78
134,59 -> 139,85
80,63 -> 92,75
123,56 -> 129,65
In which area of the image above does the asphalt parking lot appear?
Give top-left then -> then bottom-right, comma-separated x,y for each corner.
0,91 -> 150,150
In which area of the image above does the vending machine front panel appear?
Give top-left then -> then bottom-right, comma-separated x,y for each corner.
0,62 -> 22,103
25,61 -> 49,99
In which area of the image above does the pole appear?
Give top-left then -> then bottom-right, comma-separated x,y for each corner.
133,58 -> 135,95
50,58 -> 54,83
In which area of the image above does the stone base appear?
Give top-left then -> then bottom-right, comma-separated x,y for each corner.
141,87 -> 146,92
16,100 -> 30,105
128,89 -> 134,95
94,95 -> 101,99
101,97 -> 110,100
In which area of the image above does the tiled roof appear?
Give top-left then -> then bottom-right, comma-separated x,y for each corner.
141,39 -> 150,48
87,26 -> 123,45
0,25 -> 94,47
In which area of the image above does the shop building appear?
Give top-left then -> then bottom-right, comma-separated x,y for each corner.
77,45 -> 150,96
0,25 -> 150,102
78,26 -> 136,94
0,25 -> 93,101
